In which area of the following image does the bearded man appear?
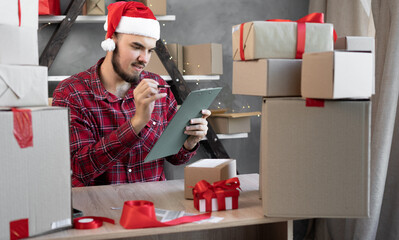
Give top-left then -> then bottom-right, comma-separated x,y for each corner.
52,1 -> 210,187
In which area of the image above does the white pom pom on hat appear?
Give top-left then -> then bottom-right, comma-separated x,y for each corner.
101,2 -> 160,52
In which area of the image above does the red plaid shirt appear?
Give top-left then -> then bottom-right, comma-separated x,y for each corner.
53,58 -> 197,187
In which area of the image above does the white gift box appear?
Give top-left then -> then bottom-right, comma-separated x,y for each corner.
0,25 -> 38,65
199,197 -> 233,213
301,51 -> 373,99
0,0 -> 39,29
0,64 -> 48,107
0,107 -> 72,239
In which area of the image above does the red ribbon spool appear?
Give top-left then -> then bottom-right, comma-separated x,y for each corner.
74,216 -> 115,230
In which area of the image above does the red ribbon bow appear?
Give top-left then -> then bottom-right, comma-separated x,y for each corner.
192,177 -> 241,212
239,12 -> 337,60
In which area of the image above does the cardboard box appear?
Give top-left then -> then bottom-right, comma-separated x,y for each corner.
86,0 -> 105,16
208,112 -> 261,134
0,107 -> 72,239
183,43 -> 223,75
184,159 -> 236,199
0,0 -> 39,29
261,98 -> 370,218
335,36 -> 375,94
0,65 -> 48,107
0,25 -> 38,65
142,0 -> 167,15
232,21 -> 334,60
233,59 -> 302,97
145,43 -> 183,75
301,51 -> 373,99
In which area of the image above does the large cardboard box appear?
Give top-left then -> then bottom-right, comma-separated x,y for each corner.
0,25 -> 38,65
0,0 -> 39,29
302,51 -> 373,99
0,107 -> 72,238
184,159 -> 236,199
261,98 -> 370,218
183,43 -> 223,75
233,59 -> 302,97
0,65 -> 48,107
232,22 -> 334,60
335,36 -> 375,94
208,112 -> 260,134
142,0 -> 167,15
146,43 -> 183,75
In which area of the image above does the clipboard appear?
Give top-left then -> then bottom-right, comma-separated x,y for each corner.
144,87 -> 222,162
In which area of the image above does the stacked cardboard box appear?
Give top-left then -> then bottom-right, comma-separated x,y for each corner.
231,18 -> 374,218
0,1 -> 72,238
146,43 -> 183,75
183,43 -> 223,75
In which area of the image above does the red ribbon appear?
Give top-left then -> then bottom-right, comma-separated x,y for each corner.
192,177 -> 241,212
12,108 -> 33,148
120,200 -> 211,229
10,218 -> 29,240
74,216 -> 115,229
306,98 -> 325,107
239,13 -> 337,60
18,0 -> 21,26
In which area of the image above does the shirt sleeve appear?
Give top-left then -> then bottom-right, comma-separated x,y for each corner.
53,86 -> 141,187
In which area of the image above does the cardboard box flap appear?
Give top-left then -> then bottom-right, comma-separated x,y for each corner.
0,66 -> 35,99
0,65 -> 47,107
210,112 -> 261,118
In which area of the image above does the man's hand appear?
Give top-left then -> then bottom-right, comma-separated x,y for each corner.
130,79 -> 166,134
183,109 -> 211,151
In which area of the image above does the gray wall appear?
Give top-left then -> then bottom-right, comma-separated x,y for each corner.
40,0 -> 309,180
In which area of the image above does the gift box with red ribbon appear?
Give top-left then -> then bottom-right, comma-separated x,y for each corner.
192,177 -> 241,212
232,13 -> 335,60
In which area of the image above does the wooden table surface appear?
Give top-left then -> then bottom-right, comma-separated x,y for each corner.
33,174 -> 294,239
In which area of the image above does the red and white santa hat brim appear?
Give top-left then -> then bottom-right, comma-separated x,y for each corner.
101,2 -> 160,52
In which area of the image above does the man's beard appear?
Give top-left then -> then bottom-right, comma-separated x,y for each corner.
111,45 -> 143,84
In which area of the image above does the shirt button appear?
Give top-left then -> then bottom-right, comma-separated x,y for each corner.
152,121 -> 156,125
128,169 -> 132,173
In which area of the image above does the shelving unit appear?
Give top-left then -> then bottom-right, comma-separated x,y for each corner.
39,15 -> 176,23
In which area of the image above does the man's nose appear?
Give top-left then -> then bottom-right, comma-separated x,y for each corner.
138,51 -> 151,64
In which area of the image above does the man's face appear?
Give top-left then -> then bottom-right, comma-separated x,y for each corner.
111,33 -> 157,84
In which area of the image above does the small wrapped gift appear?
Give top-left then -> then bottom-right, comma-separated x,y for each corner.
232,13 -> 334,60
192,177 -> 241,212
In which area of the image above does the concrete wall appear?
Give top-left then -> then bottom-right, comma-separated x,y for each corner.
40,0 -> 309,180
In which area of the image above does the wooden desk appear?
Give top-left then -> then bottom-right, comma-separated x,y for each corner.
33,174 -> 294,240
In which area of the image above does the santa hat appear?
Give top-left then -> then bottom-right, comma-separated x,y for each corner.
101,2 -> 160,52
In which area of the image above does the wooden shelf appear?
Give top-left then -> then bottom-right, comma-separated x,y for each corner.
48,75 -> 220,82
39,15 -> 176,24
